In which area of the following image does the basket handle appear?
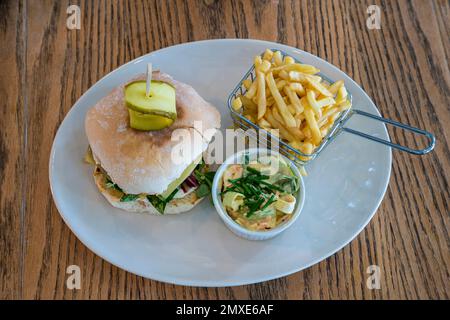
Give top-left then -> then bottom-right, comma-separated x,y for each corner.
341,109 -> 435,155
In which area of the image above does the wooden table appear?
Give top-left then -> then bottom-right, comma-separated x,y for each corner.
1,0 -> 449,300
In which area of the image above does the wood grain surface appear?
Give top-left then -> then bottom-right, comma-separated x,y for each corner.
1,0 -> 449,299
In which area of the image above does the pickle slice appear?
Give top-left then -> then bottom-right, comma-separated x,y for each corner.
125,80 -> 176,119
128,108 -> 174,131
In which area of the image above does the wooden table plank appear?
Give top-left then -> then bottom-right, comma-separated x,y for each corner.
3,0 -> 449,299
0,0 -> 26,300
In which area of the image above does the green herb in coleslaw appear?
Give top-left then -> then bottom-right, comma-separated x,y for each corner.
220,154 -> 299,231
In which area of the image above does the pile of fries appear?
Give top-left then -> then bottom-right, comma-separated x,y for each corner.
231,49 -> 352,164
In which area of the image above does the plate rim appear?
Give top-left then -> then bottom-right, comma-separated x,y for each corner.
49,39 -> 392,287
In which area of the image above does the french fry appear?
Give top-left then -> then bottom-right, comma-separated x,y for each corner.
328,80 -> 344,95
318,106 -> 338,127
263,49 -> 274,61
231,97 -> 242,111
321,106 -> 338,118
273,50 -> 283,66
258,117 -> 272,129
254,55 -> 262,69
335,85 -> 348,104
307,74 -> 322,82
321,125 -> 331,137
302,126 -> 312,139
287,104 -> 296,115
303,105 -> 321,145
299,142 -> 314,161
256,71 -> 266,120
272,108 -> 305,140
289,141 -> 311,162
283,56 -> 295,65
271,107 -> 284,124
305,77 -> 333,97
294,64 -> 320,75
240,95 -> 257,112
289,140 -> 302,150
279,70 -> 289,80
258,60 -> 272,73
276,79 -> 287,90
306,90 -> 322,115
299,97 -> 310,116
265,109 -> 296,142
289,82 -> 306,96
283,86 -> 304,114
328,112 -> 341,124
242,79 -> 252,90
268,127 -> 280,138
266,72 -> 297,128
316,97 -> 336,108
244,114 -> 256,123
295,141 -> 313,161
290,129 -> 306,140
271,63 -> 320,75
289,71 -> 308,82
244,80 -> 258,99
337,99 -> 351,111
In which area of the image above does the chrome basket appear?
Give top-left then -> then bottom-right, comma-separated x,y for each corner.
227,50 -> 435,166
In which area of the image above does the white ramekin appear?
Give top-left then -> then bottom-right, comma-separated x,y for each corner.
212,148 -> 305,240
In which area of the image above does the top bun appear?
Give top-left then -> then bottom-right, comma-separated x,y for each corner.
85,71 -> 221,195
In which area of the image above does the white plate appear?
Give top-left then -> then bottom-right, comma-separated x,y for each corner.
50,39 -> 391,287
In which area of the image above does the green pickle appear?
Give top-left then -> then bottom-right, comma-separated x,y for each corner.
128,109 -> 174,131
125,80 -> 176,131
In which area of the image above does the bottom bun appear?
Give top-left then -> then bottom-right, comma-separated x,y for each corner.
94,169 -> 203,215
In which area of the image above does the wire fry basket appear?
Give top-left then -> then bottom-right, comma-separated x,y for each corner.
227,50 -> 435,166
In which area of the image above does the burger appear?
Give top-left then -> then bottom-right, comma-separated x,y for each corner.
84,71 -> 221,214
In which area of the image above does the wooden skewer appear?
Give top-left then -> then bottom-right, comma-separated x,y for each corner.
146,62 -> 152,97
